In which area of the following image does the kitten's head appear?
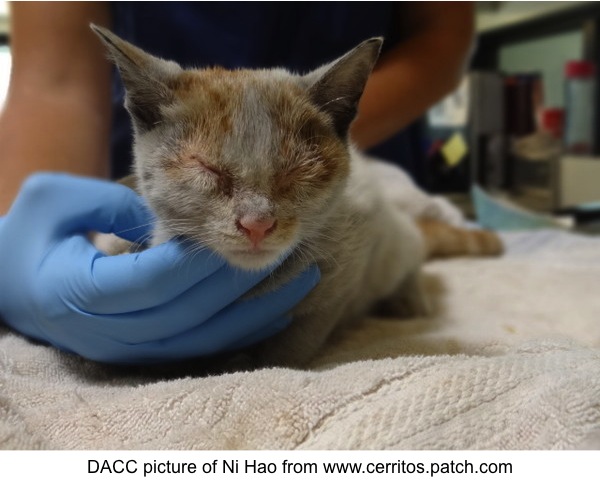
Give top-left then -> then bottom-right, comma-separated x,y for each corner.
93,25 -> 381,270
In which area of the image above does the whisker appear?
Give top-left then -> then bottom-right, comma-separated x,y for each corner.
320,96 -> 348,108
112,221 -> 156,236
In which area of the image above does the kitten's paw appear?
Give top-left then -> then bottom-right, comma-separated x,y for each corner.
376,273 -> 432,319
402,285 -> 432,317
90,232 -> 135,256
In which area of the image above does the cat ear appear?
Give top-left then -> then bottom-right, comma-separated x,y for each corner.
91,24 -> 182,132
305,37 -> 383,139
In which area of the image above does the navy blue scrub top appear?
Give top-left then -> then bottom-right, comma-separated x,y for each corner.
109,2 -> 426,185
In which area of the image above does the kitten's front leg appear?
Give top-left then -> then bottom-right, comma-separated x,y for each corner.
250,302 -> 346,367
376,271 -> 431,319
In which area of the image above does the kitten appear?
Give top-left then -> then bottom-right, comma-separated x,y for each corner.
92,26 -> 501,366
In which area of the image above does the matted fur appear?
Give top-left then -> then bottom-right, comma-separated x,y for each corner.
92,26 -> 501,366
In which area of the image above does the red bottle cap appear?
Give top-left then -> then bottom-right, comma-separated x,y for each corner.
565,60 -> 596,78
541,108 -> 564,138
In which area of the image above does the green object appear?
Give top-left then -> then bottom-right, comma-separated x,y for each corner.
576,201 -> 600,212
471,185 -> 567,231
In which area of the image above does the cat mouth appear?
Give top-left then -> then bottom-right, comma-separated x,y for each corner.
229,247 -> 279,256
221,246 -> 286,270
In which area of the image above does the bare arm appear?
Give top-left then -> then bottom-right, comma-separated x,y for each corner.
0,2 -> 112,214
351,2 -> 475,150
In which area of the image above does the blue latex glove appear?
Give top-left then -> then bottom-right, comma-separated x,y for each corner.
0,173 -> 319,363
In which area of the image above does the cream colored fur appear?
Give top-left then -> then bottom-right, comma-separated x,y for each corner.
252,150 -> 427,365
92,27 -> 465,366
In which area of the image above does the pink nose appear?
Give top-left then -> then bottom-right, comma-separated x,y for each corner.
236,216 -> 277,245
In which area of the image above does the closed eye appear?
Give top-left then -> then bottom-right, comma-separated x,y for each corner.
188,154 -> 223,177
200,161 -> 224,176
277,158 -> 331,193
190,155 -> 234,196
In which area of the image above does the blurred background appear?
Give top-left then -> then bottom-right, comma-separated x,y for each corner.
0,1 -> 8,109
1,1 -> 599,229
431,1 -> 600,231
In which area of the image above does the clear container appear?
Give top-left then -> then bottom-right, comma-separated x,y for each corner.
564,60 -> 596,155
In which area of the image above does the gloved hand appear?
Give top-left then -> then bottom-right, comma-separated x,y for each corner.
0,173 -> 319,363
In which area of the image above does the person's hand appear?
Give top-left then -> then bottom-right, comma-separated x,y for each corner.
0,173 -> 319,363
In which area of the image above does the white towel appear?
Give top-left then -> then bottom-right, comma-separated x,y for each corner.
1,230 -> 599,449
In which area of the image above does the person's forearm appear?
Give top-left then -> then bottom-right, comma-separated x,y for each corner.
0,2 -> 112,214
350,3 -> 475,150
0,92 -> 111,214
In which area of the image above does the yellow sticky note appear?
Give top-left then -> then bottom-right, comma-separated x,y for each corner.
441,132 -> 468,167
